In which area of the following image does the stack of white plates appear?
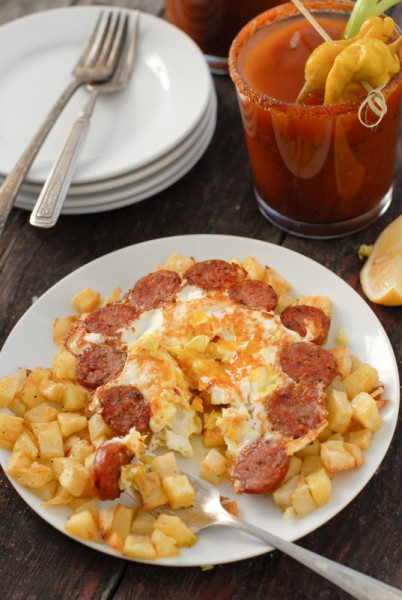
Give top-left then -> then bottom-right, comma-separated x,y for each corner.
0,7 -> 217,214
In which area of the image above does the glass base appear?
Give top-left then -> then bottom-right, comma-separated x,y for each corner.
204,53 -> 228,75
256,186 -> 393,239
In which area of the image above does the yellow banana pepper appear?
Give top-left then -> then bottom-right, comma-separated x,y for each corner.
296,16 -> 401,104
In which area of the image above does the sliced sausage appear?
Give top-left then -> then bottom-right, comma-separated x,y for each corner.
91,441 -> 133,501
280,305 -> 330,345
127,270 -> 181,312
229,279 -> 278,311
99,385 -> 151,435
267,382 -> 327,439
183,259 -> 246,290
280,341 -> 338,387
84,304 -> 138,337
76,344 -> 126,390
231,438 -> 289,494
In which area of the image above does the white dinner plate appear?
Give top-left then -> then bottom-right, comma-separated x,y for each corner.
0,235 -> 399,566
0,6 -> 211,184
13,89 -> 217,214
16,81 -> 217,214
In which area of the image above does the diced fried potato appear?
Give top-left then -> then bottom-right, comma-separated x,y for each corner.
317,424 -> 332,443
71,288 -> 100,314
13,431 -> 39,460
282,456 -> 302,483
53,316 -> 77,345
351,392 -> 382,432
150,452 -> 180,479
153,514 -> 198,547
88,413 -> 113,444
24,402 -> 59,423
42,485 -> 75,506
32,421 -> 64,458
273,474 -> 300,511
13,461 -> 54,488
50,457 -> 71,478
151,528 -> 180,558
239,256 -> 265,281
320,440 -> 363,474
52,350 -> 77,381
275,292 -> 296,314
131,510 -> 157,535
59,461 -> 91,497
291,480 -> 317,517
202,426 -> 225,448
264,265 -> 292,295
73,498 -> 99,522
68,438 -> 94,464
162,475 -> 195,509
300,455 -> 324,477
65,509 -> 100,541
0,413 -> 24,444
57,412 -> 88,438
342,364 -> 378,399
19,382 -> 47,409
30,368 -> 52,386
62,383 -> 88,411
330,347 -> 352,378
111,504 -> 135,541
123,535 -> 156,560
99,506 -> 115,539
346,429 -> 373,450
295,439 -> 320,459
162,252 -> 194,276
327,390 -> 352,433
306,468 -> 332,506
0,376 -> 20,408
199,448 -> 227,485
134,471 -> 169,510
33,479 -> 59,501
7,397 -> 28,417
6,450 -> 32,477
38,379 -> 66,403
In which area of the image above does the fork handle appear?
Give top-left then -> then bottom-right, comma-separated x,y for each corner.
0,79 -> 84,238
224,516 -> 402,600
29,89 -> 100,228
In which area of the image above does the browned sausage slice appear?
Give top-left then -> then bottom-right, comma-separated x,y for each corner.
280,342 -> 338,387
76,344 -> 126,390
84,304 -> 138,337
231,438 -> 289,494
280,305 -> 330,345
91,441 -> 133,501
99,385 -> 151,435
267,382 -> 327,439
127,270 -> 181,311
183,259 -> 246,290
229,279 -> 278,311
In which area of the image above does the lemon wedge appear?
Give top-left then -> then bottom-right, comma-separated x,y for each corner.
360,215 -> 402,306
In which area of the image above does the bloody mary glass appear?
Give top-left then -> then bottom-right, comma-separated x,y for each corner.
164,0 -> 281,74
229,1 -> 402,238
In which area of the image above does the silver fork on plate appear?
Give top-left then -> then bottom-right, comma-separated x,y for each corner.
29,12 -> 141,228
127,467 -> 402,600
0,10 -> 127,238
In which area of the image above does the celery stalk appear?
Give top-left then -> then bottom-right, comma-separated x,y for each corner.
344,0 -> 401,38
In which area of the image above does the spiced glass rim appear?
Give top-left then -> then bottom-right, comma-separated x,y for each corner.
228,0 -> 402,117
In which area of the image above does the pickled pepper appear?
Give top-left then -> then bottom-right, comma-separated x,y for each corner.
296,16 -> 402,104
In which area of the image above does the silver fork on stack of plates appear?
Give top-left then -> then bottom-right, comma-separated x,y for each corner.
30,11 -> 140,229
0,9 -> 136,238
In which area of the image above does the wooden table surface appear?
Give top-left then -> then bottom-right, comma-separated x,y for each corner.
0,1 -> 401,598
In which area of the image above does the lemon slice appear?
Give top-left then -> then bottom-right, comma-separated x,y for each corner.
360,215 -> 402,306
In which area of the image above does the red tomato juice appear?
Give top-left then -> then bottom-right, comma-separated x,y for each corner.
229,3 -> 402,235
